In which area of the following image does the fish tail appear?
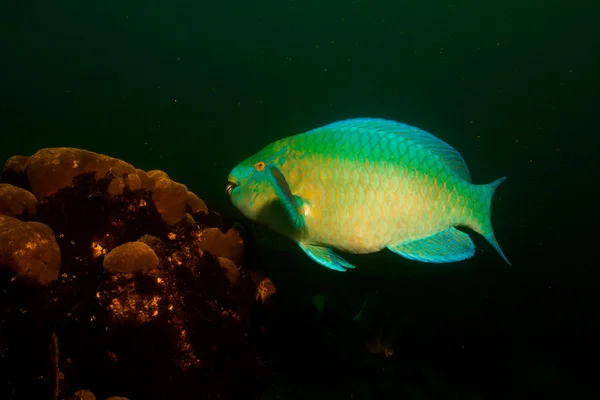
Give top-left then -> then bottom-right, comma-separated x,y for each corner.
471,177 -> 511,266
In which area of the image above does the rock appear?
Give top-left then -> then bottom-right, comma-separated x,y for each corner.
0,215 -> 61,285
217,257 -> 240,287
0,148 -> 266,400
196,227 -> 245,264
135,169 -> 152,190
25,147 -> 137,200
0,184 -> 37,216
151,178 -> 188,225
125,173 -> 141,191
107,177 -> 125,197
183,213 -> 196,226
103,242 -> 160,274
70,390 -> 96,400
147,170 -> 169,189
187,191 -> 208,214
1,155 -> 30,189
136,234 -> 163,254
2,155 -> 28,174
107,169 -> 142,194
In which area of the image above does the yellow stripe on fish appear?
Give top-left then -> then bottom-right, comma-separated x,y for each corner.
226,118 -> 510,271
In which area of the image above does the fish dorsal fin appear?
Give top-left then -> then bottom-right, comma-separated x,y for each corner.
315,118 -> 472,182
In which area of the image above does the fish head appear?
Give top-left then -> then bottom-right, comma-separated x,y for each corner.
226,143 -> 286,223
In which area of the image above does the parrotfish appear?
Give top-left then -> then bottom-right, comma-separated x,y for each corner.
226,118 -> 510,271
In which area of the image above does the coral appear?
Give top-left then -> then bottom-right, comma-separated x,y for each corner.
68,390 -> 130,400
3,155 -> 29,173
0,214 -> 61,285
151,178 -> 188,225
23,147 -> 137,200
1,156 -> 29,190
0,147 -> 268,400
146,170 -> 169,187
134,169 -> 152,190
197,226 -> 245,264
102,242 -> 160,274
0,184 -> 38,217
217,257 -> 240,287
187,191 -> 208,214
69,390 -> 99,400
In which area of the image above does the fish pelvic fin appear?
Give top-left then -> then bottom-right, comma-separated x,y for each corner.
298,243 -> 356,272
470,177 -> 511,266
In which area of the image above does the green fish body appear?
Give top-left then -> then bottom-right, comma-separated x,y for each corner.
226,118 -> 510,271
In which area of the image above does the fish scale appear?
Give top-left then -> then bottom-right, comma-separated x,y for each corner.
297,131 -> 446,251
227,118 -> 510,271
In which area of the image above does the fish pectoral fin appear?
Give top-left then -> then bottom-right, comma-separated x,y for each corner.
298,243 -> 356,272
265,165 -> 306,230
387,227 -> 475,263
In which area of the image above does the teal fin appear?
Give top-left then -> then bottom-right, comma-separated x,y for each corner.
313,118 -> 471,181
265,165 -> 306,230
298,243 -> 356,272
484,233 -> 511,266
479,177 -> 512,266
386,227 -> 475,263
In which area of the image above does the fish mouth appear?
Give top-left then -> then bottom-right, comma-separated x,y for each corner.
225,181 -> 237,196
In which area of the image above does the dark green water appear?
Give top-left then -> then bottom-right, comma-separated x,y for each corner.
1,0 -> 598,398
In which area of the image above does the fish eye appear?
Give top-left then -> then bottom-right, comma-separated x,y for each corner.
255,161 -> 265,171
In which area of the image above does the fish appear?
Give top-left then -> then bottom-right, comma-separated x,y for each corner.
226,118 -> 510,271
365,336 -> 394,358
254,275 -> 276,304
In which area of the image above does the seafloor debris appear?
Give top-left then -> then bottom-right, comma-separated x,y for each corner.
0,147 -> 269,400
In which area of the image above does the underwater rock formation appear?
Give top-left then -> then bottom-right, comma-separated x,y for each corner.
67,389 -> 130,400
151,177 -> 188,225
0,214 -> 61,285
0,183 -> 38,217
102,241 -> 160,274
186,190 -> 208,214
0,147 -> 268,400
197,226 -> 245,264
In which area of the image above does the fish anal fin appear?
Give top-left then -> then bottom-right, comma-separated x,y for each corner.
298,243 -> 356,271
387,227 -> 475,263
